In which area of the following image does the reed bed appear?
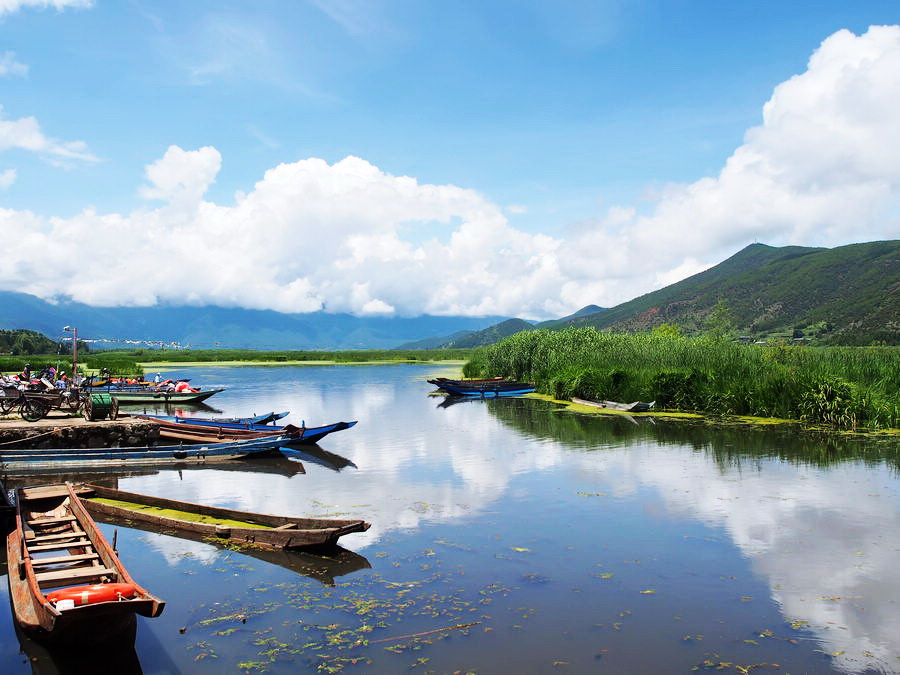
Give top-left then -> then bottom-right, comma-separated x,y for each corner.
463,328 -> 899,430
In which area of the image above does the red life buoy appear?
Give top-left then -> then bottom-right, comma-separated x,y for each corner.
46,583 -> 136,607
174,382 -> 190,392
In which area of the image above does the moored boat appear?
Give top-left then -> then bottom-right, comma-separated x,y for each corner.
110,388 -> 224,404
136,415 -> 357,445
428,378 -> 536,397
78,483 -> 371,551
571,398 -> 655,413
0,435 -> 292,472
6,482 -> 164,644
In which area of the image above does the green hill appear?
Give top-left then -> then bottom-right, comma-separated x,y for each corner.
395,330 -> 475,350
561,240 -> 900,344
442,319 -> 535,348
422,240 -> 899,347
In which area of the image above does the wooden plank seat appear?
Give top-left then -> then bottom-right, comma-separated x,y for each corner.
28,515 -> 77,526
27,531 -> 87,543
36,566 -> 118,588
26,539 -> 92,553
30,553 -> 100,567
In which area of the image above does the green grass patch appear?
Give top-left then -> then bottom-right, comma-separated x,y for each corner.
465,328 -> 899,430
87,497 -> 273,529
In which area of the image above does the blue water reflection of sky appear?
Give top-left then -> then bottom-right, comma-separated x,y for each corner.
2,364 -> 897,673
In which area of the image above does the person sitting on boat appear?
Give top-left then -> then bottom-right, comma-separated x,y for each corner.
55,373 -> 68,389
21,364 -> 31,382
154,373 -> 161,384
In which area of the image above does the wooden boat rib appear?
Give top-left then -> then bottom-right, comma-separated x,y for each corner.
78,483 -> 371,551
6,483 -> 164,644
0,435 -> 292,473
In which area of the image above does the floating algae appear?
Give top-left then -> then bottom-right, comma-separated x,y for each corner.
88,497 -> 274,529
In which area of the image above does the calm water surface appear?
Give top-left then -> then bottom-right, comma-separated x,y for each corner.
2,364 -> 898,674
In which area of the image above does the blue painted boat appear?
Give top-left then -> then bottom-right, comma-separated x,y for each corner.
136,415 -> 357,445
428,378 -> 535,397
149,411 -> 289,426
0,435 -> 292,472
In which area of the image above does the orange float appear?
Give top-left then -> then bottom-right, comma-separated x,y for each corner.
46,583 -> 136,607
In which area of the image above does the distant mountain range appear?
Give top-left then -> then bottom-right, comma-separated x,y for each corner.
402,240 -> 900,347
0,291 -> 507,350
1,240 -> 896,350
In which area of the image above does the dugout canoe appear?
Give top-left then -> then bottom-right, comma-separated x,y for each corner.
78,483 -> 371,551
6,482 -> 164,644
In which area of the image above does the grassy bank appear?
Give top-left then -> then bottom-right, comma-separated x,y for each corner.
463,328 -> 899,430
2,348 -> 473,379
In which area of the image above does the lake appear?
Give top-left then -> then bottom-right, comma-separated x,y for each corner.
2,364 -> 898,673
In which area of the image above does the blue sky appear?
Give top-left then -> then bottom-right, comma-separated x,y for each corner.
1,1 -> 899,317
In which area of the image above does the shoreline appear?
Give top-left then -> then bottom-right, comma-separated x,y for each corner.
529,393 -> 900,437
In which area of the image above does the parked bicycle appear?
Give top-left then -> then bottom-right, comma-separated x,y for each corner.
0,388 -> 53,422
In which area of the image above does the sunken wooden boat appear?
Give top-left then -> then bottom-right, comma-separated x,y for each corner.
571,398 -> 655,413
0,435 -> 292,473
6,482 -> 164,644
428,377 -> 536,397
77,483 -> 371,551
136,415 -> 357,445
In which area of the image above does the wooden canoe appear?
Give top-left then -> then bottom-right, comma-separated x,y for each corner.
78,483 -> 371,551
6,482 -> 164,644
427,377 -> 536,397
137,415 -> 357,445
110,388 -> 224,404
571,398 -> 656,413
81,501 -> 370,585
0,435 -> 293,472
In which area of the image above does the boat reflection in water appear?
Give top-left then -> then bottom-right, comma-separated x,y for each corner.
85,510 -> 370,587
280,444 -> 357,471
12,621 -> 143,675
116,401 -> 223,417
5,455 -> 306,489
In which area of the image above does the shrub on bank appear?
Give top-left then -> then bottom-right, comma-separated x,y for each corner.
465,328 -> 899,429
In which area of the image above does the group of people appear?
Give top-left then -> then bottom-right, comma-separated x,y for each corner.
1,363 -> 72,391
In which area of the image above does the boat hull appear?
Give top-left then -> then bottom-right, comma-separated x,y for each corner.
0,436 -> 291,472
80,483 -> 370,551
110,388 -> 224,404
139,416 -> 357,446
428,378 -> 535,397
6,483 -> 164,644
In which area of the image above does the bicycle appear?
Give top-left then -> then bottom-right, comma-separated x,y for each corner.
0,389 -> 53,422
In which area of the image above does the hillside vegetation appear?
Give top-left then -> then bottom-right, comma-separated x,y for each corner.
0,329 -> 61,355
402,240 -> 899,349
464,327 -> 899,430
549,240 -> 900,344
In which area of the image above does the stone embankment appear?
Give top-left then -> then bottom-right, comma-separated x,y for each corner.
0,414 -> 159,449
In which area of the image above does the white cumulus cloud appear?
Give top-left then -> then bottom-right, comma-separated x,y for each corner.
553,25 -> 900,312
0,168 -> 14,189
0,0 -> 91,15
0,105 -> 98,164
0,51 -> 27,77
0,26 -> 899,317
